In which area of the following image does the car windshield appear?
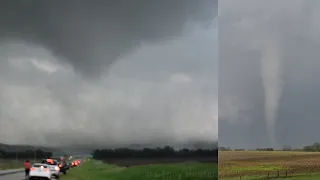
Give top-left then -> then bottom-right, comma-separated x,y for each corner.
41,159 -> 58,165
33,164 -> 48,168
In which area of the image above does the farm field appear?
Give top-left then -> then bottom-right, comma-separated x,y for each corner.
219,151 -> 320,179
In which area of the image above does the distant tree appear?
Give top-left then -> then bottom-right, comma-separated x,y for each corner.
234,149 -> 245,151
303,145 -> 315,152
256,148 -> 274,151
312,143 -> 320,151
92,146 -> 217,159
218,147 -> 232,151
0,149 -> 52,159
302,142 -> 320,152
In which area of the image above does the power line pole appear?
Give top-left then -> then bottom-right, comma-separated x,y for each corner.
34,150 -> 36,163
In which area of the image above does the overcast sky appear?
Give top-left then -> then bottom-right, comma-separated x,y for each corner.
0,0 -> 217,150
219,0 -> 320,149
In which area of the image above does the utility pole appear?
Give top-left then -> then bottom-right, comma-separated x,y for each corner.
34,150 -> 36,163
15,152 -> 18,167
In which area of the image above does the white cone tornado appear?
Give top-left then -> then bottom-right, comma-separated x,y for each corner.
260,37 -> 283,147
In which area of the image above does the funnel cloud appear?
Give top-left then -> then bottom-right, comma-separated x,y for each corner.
0,0 -> 218,151
0,0 -> 217,78
260,37 -> 284,147
219,0 -> 320,149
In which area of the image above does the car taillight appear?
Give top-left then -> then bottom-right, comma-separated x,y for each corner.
30,168 -> 36,171
44,168 -> 50,172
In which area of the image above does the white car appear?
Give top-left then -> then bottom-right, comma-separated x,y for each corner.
41,159 -> 60,179
29,163 -> 52,180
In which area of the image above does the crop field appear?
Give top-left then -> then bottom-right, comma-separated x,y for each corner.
219,151 -> 320,179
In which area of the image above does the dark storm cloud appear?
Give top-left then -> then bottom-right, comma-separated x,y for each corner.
0,0 -> 217,78
0,3 -> 217,150
219,0 -> 320,149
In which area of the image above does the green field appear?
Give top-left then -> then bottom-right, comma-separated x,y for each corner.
0,160 -> 23,170
62,160 -> 217,180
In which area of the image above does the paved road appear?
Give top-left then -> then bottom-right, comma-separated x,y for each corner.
0,169 -> 23,175
0,172 -> 60,180
0,172 -> 24,180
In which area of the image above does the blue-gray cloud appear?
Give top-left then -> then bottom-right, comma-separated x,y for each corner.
219,0 -> 320,149
0,1 -> 217,150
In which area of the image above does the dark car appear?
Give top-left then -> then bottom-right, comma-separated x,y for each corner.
65,162 -> 71,169
72,160 -> 81,167
70,161 -> 77,168
57,160 -> 69,175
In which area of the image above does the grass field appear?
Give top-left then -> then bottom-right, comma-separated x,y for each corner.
219,151 -> 320,179
0,159 -> 23,170
62,159 -> 218,180
102,157 -> 217,167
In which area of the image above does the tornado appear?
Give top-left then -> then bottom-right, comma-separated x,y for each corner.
260,37 -> 283,147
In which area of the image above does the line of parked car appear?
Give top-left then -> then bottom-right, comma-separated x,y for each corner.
29,158 -> 82,180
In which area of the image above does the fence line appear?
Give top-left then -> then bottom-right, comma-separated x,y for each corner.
238,169 -> 289,179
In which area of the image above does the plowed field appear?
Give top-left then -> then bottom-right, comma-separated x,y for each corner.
219,151 -> 320,179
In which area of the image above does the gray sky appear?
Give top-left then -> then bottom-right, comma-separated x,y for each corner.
219,0 -> 320,149
0,0 -> 217,150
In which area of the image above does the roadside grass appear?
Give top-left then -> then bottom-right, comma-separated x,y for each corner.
0,160 -> 23,170
61,160 -> 218,180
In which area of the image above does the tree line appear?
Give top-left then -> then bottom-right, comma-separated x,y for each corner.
302,142 -> 320,152
0,149 -> 52,159
92,146 -> 217,159
219,142 -> 320,152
